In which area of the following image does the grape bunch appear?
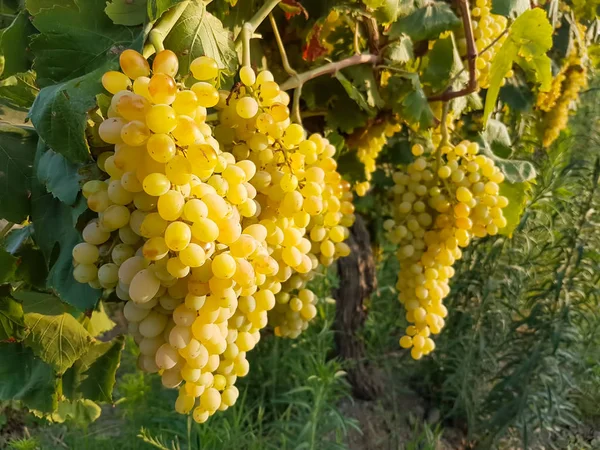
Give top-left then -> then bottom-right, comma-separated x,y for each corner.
471,0 -> 509,89
385,141 -> 508,359
540,50 -> 588,147
211,67 -> 355,338
347,121 -> 402,197
72,49 -> 354,422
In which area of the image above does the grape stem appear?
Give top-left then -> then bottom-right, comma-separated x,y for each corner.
353,21 -> 361,55
147,1 -> 190,55
237,0 -> 282,67
427,0 -> 478,102
279,54 -> 381,91
434,102 -> 450,184
269,14 -> 297,76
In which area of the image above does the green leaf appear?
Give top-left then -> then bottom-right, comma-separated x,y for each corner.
14,291 -> 72,315
0,249 -> 17,284
36,144 -> 81,205
326,94 -> 369,133
483,119 -> 512,158
499,79 -> 534,113
25,0 -> 77,15
51,398 -> 101,425
479,139 -> 536,183
0,124 -> 37,223
374,0 -> 412,24
81,302 -> 116,337
30,180 -> 101,310
383,36 -> 414,65
23,301 -> 94,374
29,67 -> 106,164
163,1 -> 237,76
13,245 -> 48,289
105,0 -> 147,26
387,2 -> 460,42
499,181 -> 531,237
0,296 -> 25,342
0,12 -> 35,80
422,35 -> 461,91
387,74 -> 435,129
63,335 -> 124,402
0,343 -> 58,413
0,72 -> 39,110
335,66 -> 383,114
491,0 -> 529,18
4,225 -> 33,254
147,0 -> 186,21
30,0 -> 142,87
483,9 -> 553,124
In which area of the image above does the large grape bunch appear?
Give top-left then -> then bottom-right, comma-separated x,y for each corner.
211,66 -> 355,338
71,49 -> 353,422
385,141 -> 509,359
540,48 -> 588,147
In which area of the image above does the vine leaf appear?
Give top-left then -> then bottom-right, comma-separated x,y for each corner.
387,74 -> 435,129
386,2 -> 460,42
80,302 -> 116,337
36,144 -> 81,206
422,35 -> 462,91
50,399 -> 101,425
0,72 -> 39,111
14,291 -> 72,315
30,0 -> 142,87
0,12 -> 35,80
491,0 -> 530,18
499,181 -> 531,237
30,144 -> 101,311
0,124 -> 37,223
105,0 -> 147,26
163,1 -> 237,76
483,119 -> 512,158
25,0 -> 77,15
0,343 -> 58,413
479,136 -> 536,183
0,247 -> 18,284
335,66 -> 383,113
22,301 -> 94,375
483,9 -> 553,124
0,296 -> 26,342
148,0 -> 186,21
29,67 -> 105,164
63,335 -> 124,403
383,36 -> 414,65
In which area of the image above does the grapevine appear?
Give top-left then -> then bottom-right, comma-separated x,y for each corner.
0,0 -> 592,436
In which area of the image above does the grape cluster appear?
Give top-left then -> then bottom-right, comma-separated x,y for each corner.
212,68 -> 355,338
471,0 -> 509,89
347,121 -> 401,197
541,51 -> 587,147
72,50 -> 353,422
74,50 -> 285,422
385,141 -> 508,359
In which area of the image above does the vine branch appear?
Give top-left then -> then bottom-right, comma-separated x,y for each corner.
269,13 -> 296,76
279,54 -> 380,91
236,0 -> 282,66
147,1 -> 190,54
427,0 -> 478,102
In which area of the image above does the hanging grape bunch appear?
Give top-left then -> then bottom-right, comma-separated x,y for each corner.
71,49 -> 354,423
